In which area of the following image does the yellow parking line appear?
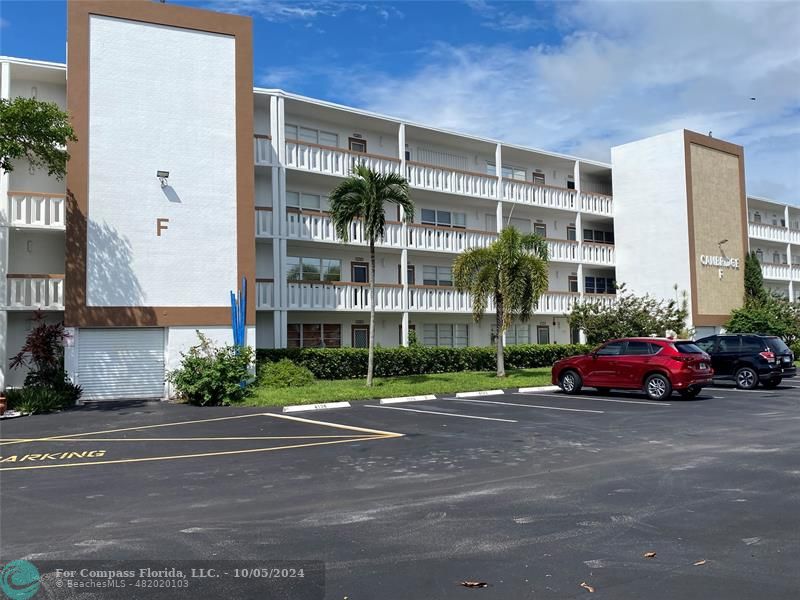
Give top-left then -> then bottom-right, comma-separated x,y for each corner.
264,412 -> 405,438
0,413 -> 268,447
0,435 -> 369,443
0,435 -> 395,472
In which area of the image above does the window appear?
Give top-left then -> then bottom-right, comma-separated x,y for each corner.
422,265 -> 452,286
753,212 -> 761,223
717,336 -> 739,352
421,208 -> 466,229
672,342 -> 704,354
773,252 -> 781,264
286,191 -> 324,211
585,276 -> 595,294
399,324 -> 416,345
536,325 -> 550,344
584,228 -> 594,241
623,341 -> 657,355
606,278 -> 616,294
570,326 -> 581,344
741,336 -> 766,352
756,249 -> 764,262
533,223 -> 547,238
422,324 -> 469,347
285,123 -> 338,147
595,278 -> 606,294
487,162 -> 526,181
532,172 -> 546,185
567,226 -> 577,241
596,341 -> 624,356
694,337 -> 716,353
288,324 -> 341,348
349,137 -> 367,153
568,276 -> 578,293
567,178 -> 575,190
286,256 -> 341,281
491,325 -> 530,345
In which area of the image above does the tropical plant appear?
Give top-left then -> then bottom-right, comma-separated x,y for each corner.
726,293 -> 800,344
0,97 -> 77,180
167,332 -> 254,406
569,284 -> 689,345
453,227 -> 549,377
10,311 -> 71,387
329,164 -> 414,386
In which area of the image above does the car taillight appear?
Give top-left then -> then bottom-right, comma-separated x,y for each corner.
671,355 -> 692,363
760,351 -> 776,363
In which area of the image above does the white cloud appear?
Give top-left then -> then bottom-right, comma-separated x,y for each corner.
333,1 -> 800,203
466,0 -> 545,32
206,0 -> 378,22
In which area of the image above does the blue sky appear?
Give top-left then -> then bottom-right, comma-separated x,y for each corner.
2,0 -> 799,203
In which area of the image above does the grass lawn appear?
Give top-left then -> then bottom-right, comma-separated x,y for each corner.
244,367 -> 552,407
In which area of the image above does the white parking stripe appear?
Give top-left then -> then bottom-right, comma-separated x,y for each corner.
365,405 -> 518,423
453,398 -> 604,414
515,392 -> 671,406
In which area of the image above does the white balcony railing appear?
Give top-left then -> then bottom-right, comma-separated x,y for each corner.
275,282 -> 615,315
406,162 -> 497,200
255,207 -> 273,238
407,224 -> 497,253
286,282 -> 404,311
546,239 -> 579,262
256,279 -> 274,309
581,242 -> 616,266
579,191 -> 613,216
254,134 -> 274,166
285,140 -> 401,178
749,221 -> 788,243
7,192 -> 66,229
761,263 -> 791,281
284,210 -> 404,248
6,275 -> 65,310
502,179 -> 578,212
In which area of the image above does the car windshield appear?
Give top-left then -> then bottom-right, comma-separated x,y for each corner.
766,337 -> 790,353
673,342 -> 705,354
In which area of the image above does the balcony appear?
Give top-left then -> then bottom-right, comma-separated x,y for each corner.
5,274 -> 65,310
405,162 -> 497,200
502,179 -> 577,211
255,207 -> 274,238
271,281 -> 614,314
256,279 -> 274,309
547,239 -> 579,262
407,224 -> 496,253
579,191 -> 613,216
254,134 -> 274,166
284,210 -> 404,248
6,192 -> 66,229
581,242 -> 615,266
761,263 -> 791,281
285,140 -> 401,178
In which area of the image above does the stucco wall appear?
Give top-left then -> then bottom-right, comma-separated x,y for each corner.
611,130 -> 692,303
86,15 -> 238,307
689,143 -> 746,319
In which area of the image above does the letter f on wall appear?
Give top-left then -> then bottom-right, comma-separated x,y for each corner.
156,218 -> 169,236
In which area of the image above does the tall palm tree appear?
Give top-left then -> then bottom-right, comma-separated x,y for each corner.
329,164 -> 414,386
453,227 -> 549,377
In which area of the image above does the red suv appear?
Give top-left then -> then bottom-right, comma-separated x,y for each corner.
552,338 -> 714,400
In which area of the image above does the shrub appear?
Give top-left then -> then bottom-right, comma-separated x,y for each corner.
167,333 -> 254,406
256,343 -> 590,380
6,385 -> 78,414
259,359 -> 315,388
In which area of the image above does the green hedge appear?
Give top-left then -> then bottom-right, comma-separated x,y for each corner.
256,343 -> 590,380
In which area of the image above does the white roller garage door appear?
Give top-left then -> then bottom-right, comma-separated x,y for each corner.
77,328 -> 165,400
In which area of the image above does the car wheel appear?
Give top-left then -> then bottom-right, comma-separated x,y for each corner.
644,373 -> 672,401
735,367 -> 758,390
680,386 -> 702,399
559,370 -> 583,394
596,387 -> 610,395
761,378 -> 782,389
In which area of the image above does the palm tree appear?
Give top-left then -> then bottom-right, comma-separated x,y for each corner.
453,227 -> 549,377
329,164 -> 414,386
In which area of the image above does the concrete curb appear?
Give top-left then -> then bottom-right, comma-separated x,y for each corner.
283,401 -> 351,413
279,384 -> 562,411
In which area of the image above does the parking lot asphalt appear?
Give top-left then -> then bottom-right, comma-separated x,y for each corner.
2,383 -> 800,599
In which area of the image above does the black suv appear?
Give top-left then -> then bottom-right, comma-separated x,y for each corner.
694,334 -> 796,389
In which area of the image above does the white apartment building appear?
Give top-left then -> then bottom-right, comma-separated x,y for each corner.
0,1 -> 793,399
